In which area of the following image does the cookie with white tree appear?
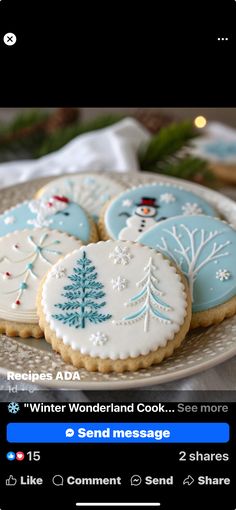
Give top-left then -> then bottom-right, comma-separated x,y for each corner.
36,173 -> 125,222
100,182 -> 218,241
0,196 -> 98,243
38,240 -> 191,372
138,215 -> 236,328
0,229 -> 81,338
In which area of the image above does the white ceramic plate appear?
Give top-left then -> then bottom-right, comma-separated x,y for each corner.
1,171 -> 236,390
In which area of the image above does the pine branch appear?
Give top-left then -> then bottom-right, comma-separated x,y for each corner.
139,121 -> 198,170
154,156 -> 213,181
0,110 -> 49,139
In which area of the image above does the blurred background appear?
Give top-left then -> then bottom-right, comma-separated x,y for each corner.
1,108 -> 236,126
1,107 -> 236,195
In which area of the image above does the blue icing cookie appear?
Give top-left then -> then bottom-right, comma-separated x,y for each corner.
104,183 -> 218,241
138,215 -> 236,313
0,196 -> 91,242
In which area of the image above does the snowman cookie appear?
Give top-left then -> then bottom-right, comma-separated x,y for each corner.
0,195 -> 98,243
0,229 -> 81,338
138,215 -> 236,328
36,173 -> 125,221
99,183 -> 218,242
37,240 -> 191,372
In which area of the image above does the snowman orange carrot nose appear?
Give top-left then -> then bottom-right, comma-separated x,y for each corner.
143,207 -> 150,214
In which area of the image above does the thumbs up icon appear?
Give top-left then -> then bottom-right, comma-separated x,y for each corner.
6,475 -> 17,486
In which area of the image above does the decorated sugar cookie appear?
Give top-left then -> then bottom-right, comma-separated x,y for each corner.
99,183 -> 218,242
36,173 -> 125,221
0,229 -> 81,338
37,240 -> 191,373
138,215 -> 236,328
0,196 -> 98,242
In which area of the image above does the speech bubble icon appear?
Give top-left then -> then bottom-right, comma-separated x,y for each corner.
130,474 -> 142,486
52,475 -> 64,486
65,428 -> 75,438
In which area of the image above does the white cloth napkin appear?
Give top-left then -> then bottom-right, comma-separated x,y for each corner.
0,118 -> 150,189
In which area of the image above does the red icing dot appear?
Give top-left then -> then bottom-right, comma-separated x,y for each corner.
47,202 -> 53,207
15,300 -> 21,305
53,195 -> 69,203
14,244 -> 19,249
5,272 -> 11,277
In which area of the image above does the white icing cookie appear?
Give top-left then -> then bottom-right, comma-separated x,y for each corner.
0,229 -> 81,325
36,174 -> 125,221
39,241 -> 191,371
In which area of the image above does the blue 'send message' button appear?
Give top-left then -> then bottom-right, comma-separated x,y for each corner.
7,422 -> 229,443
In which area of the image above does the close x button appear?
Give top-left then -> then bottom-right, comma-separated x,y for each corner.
3,33 -> 17,46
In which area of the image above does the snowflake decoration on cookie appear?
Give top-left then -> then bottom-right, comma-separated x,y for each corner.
216,268 -> 231,281
160,193 -> 176,204
89,331 -> 108,346
181,202 -> 203,215
51,266 -> 67,279
109,246 -> 133,265
4,216 -> 16,225
122,199 -> 133,207
111,276 -> 128,291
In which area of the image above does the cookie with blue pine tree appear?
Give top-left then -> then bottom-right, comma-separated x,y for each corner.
37,240 -> 191,372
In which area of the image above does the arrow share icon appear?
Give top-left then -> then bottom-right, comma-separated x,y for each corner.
183,475 -> 195,486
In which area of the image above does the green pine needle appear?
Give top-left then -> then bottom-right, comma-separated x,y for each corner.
156,156 -> 213,181
0,110 -> 49,137
139,121 -> 198,170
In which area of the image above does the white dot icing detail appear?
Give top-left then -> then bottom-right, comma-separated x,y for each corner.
181,202 -> 203,215
122,199 -> 133,207
216,269 -> 231,281
4,216 -> 16,225
109,245 -> 133,265
160,193 -> 176,204
89,331 -> 109,346
51,267 -> 67,279
111,276 -> 128,291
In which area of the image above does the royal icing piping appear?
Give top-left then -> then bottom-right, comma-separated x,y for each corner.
138,215 -> 236,313
113,257 -> 172,332
0,229 -> 81,323
52,250 -> 112,329
104,183 -> 218,242
0,198 -> 91,242
42,241 -> 188,360
37,174 -> 124,220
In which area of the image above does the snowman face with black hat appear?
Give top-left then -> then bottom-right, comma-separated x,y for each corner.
135,197 -> 159,218
119,197 -> 165,241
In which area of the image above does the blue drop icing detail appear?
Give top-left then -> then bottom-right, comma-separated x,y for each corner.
26,263 -> 33,270
105,183 -> 218,240
52,250 -> 112,329
138,215 -> 236,313
0,201 -> 91,241
20,282 -> 27,290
